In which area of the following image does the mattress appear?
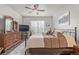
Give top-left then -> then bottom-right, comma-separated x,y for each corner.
26,34 -> 76,50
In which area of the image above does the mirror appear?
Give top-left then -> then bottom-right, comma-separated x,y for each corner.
5,16 -> 13,32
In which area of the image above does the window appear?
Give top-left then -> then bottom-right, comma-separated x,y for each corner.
31,21 -> 45,34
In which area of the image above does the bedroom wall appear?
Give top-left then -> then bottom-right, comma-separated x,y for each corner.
0,16 -> 4,32
52,5 -> 79,43
0,5 -> 22,24
22,16 -> 53,32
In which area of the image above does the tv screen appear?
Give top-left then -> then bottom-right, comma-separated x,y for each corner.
19,25 -> 29,32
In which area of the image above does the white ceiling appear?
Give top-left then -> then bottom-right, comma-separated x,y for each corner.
7,4 -> 74,16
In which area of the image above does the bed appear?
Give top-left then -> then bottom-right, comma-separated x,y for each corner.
26,27 -> 77,55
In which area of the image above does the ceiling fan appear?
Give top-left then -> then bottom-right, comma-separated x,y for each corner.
25,4 -> 45,15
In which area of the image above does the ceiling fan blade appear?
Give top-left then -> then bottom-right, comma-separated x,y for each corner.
37,9 -> 45,12
25,6 -> 32,9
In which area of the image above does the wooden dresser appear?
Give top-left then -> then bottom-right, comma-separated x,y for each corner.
0,32 -> 21,51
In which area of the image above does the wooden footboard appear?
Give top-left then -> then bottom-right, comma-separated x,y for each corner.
26,34 -> 76,55
26,47 -> 73,55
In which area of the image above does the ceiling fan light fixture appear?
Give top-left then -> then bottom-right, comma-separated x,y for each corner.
34,4 -> 39,10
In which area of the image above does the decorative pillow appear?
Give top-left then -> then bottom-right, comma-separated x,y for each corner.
57,32 -> 63,37
46,30 -> 54,35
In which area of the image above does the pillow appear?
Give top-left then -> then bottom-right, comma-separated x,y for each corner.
46,30 -> 55,35
57,32 -> 64,37
51,31 -> 57,37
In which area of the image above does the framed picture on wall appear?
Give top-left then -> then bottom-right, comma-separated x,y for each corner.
58,11 -> 70,26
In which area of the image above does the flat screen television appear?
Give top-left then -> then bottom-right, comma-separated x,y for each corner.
19,25 -> 29,32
